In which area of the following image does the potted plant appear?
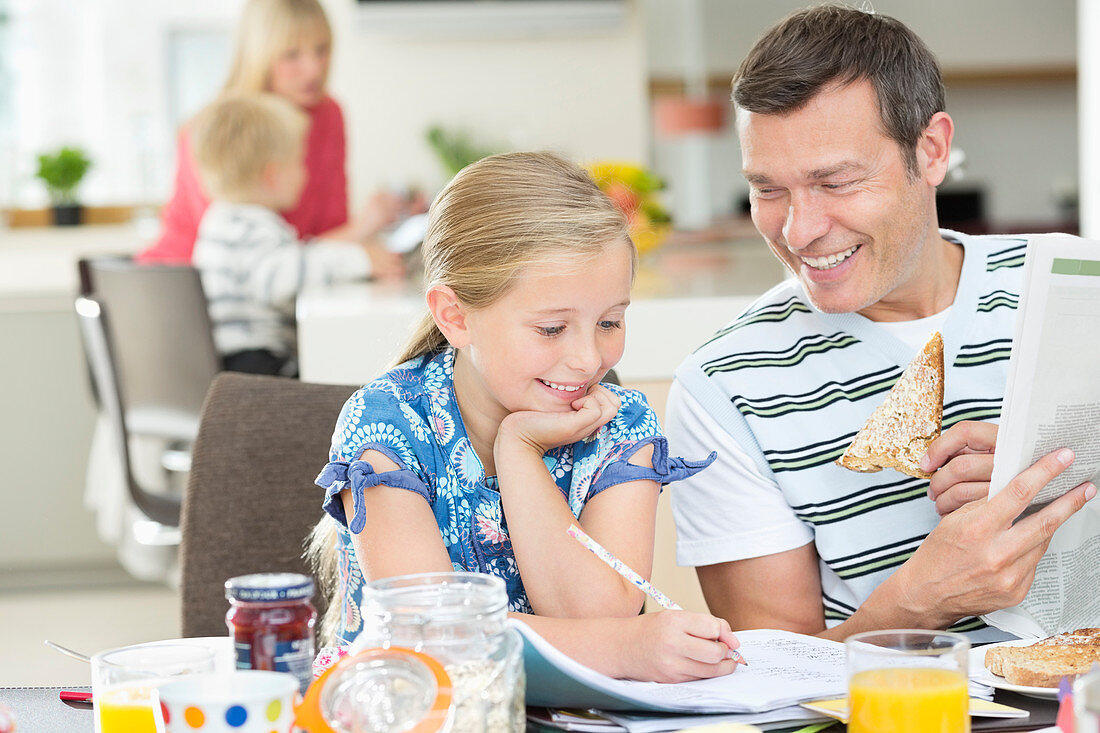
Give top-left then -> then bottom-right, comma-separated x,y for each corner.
35,146 -> 92,226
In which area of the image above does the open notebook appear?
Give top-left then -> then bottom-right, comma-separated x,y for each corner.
514,619 -> 847,714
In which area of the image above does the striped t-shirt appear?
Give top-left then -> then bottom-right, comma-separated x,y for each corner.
673,230 -> 1026,642
193,201 -> 370,358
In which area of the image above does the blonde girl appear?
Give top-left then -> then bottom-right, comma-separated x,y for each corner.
141,0 -> 401,270
312,152 -> 740,683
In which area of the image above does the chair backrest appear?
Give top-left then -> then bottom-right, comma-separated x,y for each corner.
179,372 -> 358,638
81,257 -> 220,440
75,296 -> 182,526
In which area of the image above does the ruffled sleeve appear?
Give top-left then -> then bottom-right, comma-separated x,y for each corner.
586,386 -> 716,500
316,384 -> 433,533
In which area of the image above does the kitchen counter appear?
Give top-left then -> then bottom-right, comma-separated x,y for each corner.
297,233 -> 787,385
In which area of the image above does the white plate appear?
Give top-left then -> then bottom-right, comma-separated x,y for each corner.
970,639 -> 1059,700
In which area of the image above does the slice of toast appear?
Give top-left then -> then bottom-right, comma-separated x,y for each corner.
985,628 -> 1100,677
836,332 -> 944,479
985,628 -> 1100,687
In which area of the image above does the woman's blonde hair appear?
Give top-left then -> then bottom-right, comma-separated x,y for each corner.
222,0 -> 332,96
308,151 -> 634,645
191,93 -> 307,200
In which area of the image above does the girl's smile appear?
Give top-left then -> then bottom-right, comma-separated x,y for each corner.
445,238 -> 634,447
537,378 -> 591,400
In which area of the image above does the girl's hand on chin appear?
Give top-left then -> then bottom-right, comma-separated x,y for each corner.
497,385 -> 620,454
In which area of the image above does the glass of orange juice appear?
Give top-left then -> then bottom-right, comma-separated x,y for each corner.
91,642 -> 216,733
847,629 -> 970,733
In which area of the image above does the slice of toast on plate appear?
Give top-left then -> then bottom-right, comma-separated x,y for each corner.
836,332 -> 944,480
985,628 -> 1100,687
985,628 -> 1100,677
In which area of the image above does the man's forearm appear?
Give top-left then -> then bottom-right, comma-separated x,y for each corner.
814,569 -> 948,641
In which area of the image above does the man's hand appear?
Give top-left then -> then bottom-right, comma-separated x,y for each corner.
496,385 -> 620,457
883,446 -> 1095,628
921,421 -> 998,515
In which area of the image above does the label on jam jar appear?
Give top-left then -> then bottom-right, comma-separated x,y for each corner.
225,572 -> 318,694
234,638 -> 314,692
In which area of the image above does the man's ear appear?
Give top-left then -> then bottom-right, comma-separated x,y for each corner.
426,285 -> 470,348
917,111 -> 954,186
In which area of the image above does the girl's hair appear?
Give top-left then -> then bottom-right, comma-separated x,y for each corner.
308,151 -> 634,645
394,150 -> 636,365
191,93 -> 307,200
221,0 -> 332,96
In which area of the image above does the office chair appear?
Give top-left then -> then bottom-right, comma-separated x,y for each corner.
179,372 -> 357,638
75,258 -> 220,534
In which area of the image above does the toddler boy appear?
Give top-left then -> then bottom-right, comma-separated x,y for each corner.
191,93 -> 388,375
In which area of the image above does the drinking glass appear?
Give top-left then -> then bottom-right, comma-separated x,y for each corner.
1075,665 -> 1100,731
847,629 -> 970,733
92,642 -> 217,733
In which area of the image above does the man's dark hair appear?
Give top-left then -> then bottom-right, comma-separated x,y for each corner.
732,3 -> 945,176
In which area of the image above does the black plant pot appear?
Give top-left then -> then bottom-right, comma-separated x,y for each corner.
52,203 -> 83,226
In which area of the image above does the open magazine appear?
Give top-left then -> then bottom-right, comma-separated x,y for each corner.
983,233 -> 1100,638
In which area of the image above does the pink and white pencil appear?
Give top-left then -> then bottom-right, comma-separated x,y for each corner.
566,523 -> 747,666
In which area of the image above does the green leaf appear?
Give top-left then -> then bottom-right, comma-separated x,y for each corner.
425,126 -> 496,178
35,146 -> 92,204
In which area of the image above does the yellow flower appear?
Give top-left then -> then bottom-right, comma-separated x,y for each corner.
585,160 -> 671,255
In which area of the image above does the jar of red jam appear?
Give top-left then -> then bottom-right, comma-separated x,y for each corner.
225,572 -> 317,693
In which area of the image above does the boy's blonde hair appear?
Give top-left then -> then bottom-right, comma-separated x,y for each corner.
308,151 -> 635,645
191,93 -> 308,201
222,0 -> 332,96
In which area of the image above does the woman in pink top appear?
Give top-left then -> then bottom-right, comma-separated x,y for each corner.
141,0 -> 397,264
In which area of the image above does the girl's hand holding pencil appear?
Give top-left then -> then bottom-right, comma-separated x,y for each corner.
567,524 -> 748,668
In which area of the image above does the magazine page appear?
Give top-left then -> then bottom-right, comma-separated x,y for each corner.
982,234 -> 1100,635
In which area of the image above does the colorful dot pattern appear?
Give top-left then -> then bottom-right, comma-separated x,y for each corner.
163,695 -> 289,731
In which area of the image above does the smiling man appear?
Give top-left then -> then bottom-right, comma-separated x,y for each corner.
667,4 -> 1095,642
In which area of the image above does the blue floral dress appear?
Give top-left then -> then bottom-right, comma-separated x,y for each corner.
315,348 -> 714,646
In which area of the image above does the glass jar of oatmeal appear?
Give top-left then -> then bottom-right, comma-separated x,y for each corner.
353,572 -> 525,733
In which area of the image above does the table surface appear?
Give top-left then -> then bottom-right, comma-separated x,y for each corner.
3,685 -> 1058,732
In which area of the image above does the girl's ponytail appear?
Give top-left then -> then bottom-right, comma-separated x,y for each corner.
391,312 -> 449,368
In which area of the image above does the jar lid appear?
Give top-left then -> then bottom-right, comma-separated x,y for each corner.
225,573 -> 314,602
295,647 -> 453,733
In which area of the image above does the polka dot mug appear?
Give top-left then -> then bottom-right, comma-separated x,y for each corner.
157,670 -> 298,733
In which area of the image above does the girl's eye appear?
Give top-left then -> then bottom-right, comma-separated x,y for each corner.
536,325 -> 565,337
599,320 -> 623,331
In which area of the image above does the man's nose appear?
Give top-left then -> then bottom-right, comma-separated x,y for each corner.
781,192 -> 830,251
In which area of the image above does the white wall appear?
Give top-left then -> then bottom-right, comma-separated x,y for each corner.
322,0 -> 649,199
2,0 -> 239,210
4,0 -> 1075,226
645,0 -> 1079,227
1080,0 -> 1100,237
647,0 -> 1076,76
